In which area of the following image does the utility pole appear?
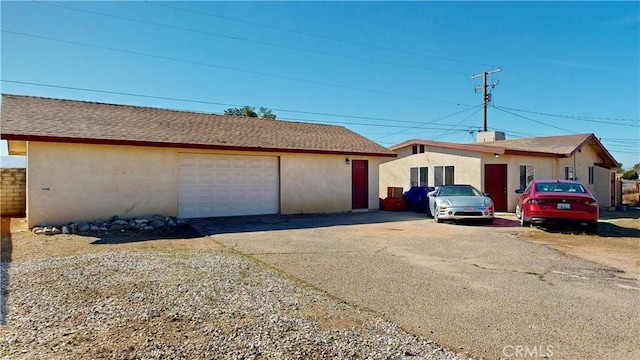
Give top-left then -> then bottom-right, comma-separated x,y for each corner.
472,67 -> 501,132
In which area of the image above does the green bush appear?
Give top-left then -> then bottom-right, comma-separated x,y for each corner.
622,170 -> 639,180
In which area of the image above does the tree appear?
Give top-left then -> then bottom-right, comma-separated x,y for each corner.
622,170 -> 639,180
616,162 -> 625,174
634,163 -> 640,174
224,106 -> 276,119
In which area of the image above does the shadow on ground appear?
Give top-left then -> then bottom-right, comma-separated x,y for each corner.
89,226 -> 202,245
1,217 -> 14,325
533,222 -> 640,238
188,211 -> 429,236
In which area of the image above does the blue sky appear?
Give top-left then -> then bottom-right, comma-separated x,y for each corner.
1,1 -> 639,169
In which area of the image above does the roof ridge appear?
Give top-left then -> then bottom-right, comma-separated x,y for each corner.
1,93 -> 347,130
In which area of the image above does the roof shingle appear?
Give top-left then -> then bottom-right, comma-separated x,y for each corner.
1,94 -> 395,157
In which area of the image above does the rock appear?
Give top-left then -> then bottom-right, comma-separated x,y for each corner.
61,226 -> 70,234
135,219 -> 149,224
113,220 -> 127,225
90,225 -> 100,232
77,223 -> 90,232
33,227 -> 44,235
110,224 -> 124,231
150,220 -> 165,229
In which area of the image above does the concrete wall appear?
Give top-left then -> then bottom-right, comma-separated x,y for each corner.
1,168 -> 26,216
26,142 -> 385,227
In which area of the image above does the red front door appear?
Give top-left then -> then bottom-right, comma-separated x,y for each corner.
352,160 -> 369,209
485,164 -> 507,212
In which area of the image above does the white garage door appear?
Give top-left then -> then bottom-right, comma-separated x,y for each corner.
178,153 -> 279,218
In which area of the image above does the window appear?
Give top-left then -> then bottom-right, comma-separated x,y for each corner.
445,166 -> 455,185
410,167 -> 428,187
412,145 -> 418,154
565,166 -> 575,180
519,165 -> 534,190
588,166 -> 594,184
434,166 -> 455,186
419,144 -> 425,153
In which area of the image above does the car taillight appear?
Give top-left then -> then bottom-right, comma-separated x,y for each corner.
584,201 -> 598,207
527,199 -> 541,204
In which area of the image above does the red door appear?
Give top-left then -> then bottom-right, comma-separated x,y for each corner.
485,164 -> 507,212
352,160 -> 369,209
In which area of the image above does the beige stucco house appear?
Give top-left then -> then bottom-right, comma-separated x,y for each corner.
379,131 -> 618,212
1,94 -> 396,227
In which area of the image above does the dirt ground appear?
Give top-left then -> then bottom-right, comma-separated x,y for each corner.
3,209 -> 638,278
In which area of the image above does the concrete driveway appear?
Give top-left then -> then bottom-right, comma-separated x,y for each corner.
190,212 -> 639,359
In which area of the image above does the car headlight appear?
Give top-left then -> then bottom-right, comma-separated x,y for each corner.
438,199 -> 451,208
484,198 -> 494,206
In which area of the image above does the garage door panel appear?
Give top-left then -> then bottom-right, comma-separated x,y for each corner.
178,154 -> 279,218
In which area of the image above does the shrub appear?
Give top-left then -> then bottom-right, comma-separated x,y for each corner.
622,170 -> 639,180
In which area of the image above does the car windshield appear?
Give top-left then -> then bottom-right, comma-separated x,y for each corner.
534,183 -> 586,193
438,186 -> 482,197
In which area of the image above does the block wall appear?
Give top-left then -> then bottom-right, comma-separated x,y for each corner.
1,168 -> 26,216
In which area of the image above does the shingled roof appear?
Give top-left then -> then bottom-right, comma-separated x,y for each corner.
391,133 -> 617,168
0,94 -> 396,157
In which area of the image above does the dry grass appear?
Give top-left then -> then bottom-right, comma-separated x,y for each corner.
623,183 -> 639,205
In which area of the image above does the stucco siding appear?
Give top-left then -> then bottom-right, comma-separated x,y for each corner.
379,148 -> 481,198
381,145 -> 614,212
280,154 -> 375,214
27,142 -> 384,226
593,166 -> 613,208
27,142 -> 178,227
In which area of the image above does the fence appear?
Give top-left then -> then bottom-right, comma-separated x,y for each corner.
0,168 -> 26,216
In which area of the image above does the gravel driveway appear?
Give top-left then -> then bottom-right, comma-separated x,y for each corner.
194,211 -> 640,359
1,211 -> 638,359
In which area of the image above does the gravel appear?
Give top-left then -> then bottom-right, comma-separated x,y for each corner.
0,250 -> 472,359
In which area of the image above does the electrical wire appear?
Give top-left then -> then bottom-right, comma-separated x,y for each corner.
146,1 -> 496,68
0,79 -> 479,130
33,1 -> 468,76
1,30 -> 475,107
494,105 -> 639,124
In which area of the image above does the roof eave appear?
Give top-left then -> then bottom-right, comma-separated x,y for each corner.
0,134 -> 397,158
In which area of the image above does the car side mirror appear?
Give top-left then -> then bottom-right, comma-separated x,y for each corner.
515,189 -> 523,194
484,193 -> 491,197
429,192 -> 436,197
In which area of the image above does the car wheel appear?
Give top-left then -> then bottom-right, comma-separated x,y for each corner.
520,209 -> 530,227
515,204 -> 522,219
434,211 -> 441,223
586,222 -> 598,234
484,218 -> 494,225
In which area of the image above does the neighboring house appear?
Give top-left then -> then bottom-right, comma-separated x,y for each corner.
1,94 -> 396,227
379,131 -> 618,212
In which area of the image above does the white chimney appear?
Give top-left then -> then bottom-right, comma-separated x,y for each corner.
477,131 -> 505,142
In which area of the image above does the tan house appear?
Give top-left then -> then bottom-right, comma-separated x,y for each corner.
379,131 -> 618,212
1,94 -> 396,227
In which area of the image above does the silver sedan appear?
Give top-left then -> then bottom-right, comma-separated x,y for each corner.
429,184 -> 495,224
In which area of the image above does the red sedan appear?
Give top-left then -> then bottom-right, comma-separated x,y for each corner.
515,180 -> 599,233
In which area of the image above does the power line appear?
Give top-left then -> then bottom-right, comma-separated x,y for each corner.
33,1 -> 467,76
1,80 -> 483,131
493,106 -> 575,134
2,30 -> 474,107
494,105 -> 639,125
147,1 -> 495,68
373,105 -> 483,141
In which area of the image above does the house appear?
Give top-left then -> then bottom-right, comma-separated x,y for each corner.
0,94 -> 396,227
379,131 -> 619,212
